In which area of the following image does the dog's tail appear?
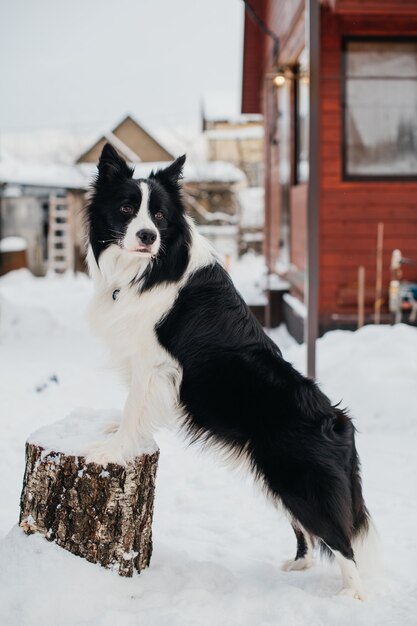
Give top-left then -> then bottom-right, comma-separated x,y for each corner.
350,437 -> 380,576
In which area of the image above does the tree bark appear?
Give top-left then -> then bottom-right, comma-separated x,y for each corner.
19,436 -> 159,577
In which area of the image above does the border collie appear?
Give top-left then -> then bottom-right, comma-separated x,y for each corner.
85,143 -> 373,600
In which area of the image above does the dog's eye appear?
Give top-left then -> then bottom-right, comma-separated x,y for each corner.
154,211 -> 164,221
120,205 -> 134,215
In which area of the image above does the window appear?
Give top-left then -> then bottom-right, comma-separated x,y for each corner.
343,38 -> 417,179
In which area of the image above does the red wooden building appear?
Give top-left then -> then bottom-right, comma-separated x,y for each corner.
242,0 -> 417,364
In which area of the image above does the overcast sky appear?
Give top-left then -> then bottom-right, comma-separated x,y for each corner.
0,0 -> 244,134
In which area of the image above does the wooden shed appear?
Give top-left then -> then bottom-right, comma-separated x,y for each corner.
242,0 -> 417,346
76,115 -> 174,164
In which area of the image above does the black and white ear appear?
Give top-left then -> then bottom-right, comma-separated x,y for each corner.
97,143 -> 134,183
150,154 -> 186,189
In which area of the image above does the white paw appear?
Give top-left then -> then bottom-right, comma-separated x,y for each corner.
281,557 -> 315,572
84,436 -> 136,467
338,587 -> 367,601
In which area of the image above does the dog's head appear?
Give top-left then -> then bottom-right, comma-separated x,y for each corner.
86,143 -> 188,266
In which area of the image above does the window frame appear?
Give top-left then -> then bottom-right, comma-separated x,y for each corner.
342,35 -> 417,182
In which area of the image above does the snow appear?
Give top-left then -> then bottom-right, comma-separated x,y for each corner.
0,236 -> 27,253
78,160 -> 246,186
229,252 -> 268,305
283,293 -> 308,319
0,158 -> 245,191
205,126 -> 264,141
0,123 -> 209,167
27,409 -> 158,458
237,187 -> 264,229
184,161 -> 246,184
0,156 -> 88,190
1,269 -> 417,625
0,129 -> 96,165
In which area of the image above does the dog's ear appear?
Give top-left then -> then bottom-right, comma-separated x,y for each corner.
96,143 -> 134,183
150,154 -> 186,189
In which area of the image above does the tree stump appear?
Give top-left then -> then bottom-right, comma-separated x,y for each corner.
19,410 -> 159,577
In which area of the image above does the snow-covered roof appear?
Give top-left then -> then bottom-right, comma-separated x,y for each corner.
78,160 -> 246,186
102,132 -> 141,162
183,161 -> 246,184
0,236 -> 27,252
0,130 -> 95,165
0,158 -> 87,190
0,157 -> 246,190
205,126 -> 264,141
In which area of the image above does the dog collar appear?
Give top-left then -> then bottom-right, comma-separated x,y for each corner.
112,288 -> 121,301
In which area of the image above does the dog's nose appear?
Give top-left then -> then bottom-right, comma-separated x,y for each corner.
136,229 -> 157,245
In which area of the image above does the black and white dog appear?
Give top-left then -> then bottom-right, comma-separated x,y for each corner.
85,143 -> 373,600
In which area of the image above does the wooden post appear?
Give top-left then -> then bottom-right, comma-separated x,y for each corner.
357,266 -> 365,329
19,412 -> 159,577
374,222 -> 384,324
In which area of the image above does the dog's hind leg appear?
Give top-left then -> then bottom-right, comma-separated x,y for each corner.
282,523 -> 315,571
332,549 -> 366,600
282,497 -> 366,599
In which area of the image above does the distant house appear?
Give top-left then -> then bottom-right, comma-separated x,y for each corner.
203,111 -> 264,188
0,160 -> 86,275
76,115 -> 174,163
0,114 -> 246,275
241,0 -> 417,345
202,105 -> 264,255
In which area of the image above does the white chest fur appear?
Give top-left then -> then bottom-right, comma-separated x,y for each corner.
85,226 -> 216,462
86,222 -> 215,364
87,246 -> 179,360
86,245 -> 184,451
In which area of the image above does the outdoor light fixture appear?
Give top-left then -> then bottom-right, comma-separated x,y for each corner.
272,74 -> 287,87
269,65 -> 309,88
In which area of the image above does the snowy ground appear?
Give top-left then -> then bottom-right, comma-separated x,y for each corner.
1,270 -> 417,626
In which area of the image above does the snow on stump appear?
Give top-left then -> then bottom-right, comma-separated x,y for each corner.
19,410 -> 159,577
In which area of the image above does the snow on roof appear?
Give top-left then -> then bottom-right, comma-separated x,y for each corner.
0,157 -> 87,190
237,187 -> 264,229
0,129 -> 96,165
205,126 -> 264,141
152,126 -> 207,162
0,236 -> 27,252
103,132 -> 141,162
78,160 -> 246,185
0,156 -> 246,191
184,161 -> 246,184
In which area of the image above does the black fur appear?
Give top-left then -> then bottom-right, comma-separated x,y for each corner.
88,145 -> 370,566
86,144 -> 191,287
156,263 -> 369,560
293,525 -> 309,560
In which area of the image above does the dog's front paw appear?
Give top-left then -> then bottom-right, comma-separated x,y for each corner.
84,435 -> 134,467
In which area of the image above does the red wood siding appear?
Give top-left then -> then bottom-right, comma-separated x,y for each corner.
242,1 -> 306,270
319,7 -> 417,317
331,0 -> 417,16
242,0 -> 267,114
